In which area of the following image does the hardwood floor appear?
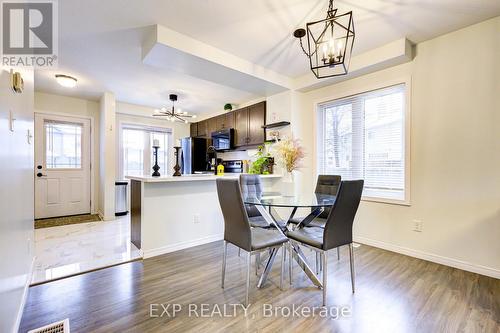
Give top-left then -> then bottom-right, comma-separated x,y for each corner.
20,242 -> 499,333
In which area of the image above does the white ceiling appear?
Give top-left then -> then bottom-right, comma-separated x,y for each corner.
34,0 -> 500,115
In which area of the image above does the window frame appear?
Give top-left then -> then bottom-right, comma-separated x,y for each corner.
118,122 -> 173,179
314,77 -> 411,206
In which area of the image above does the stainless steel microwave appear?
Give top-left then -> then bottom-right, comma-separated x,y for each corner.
211,128 -> 234,151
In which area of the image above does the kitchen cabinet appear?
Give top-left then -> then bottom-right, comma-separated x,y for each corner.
190,123 -> 198,137
234,107 -> 249,146
191,102 -> 265,147
234,101 -> 266,147
247,102 -> 266,146
196,120 -> 208,138
216,112 -> 234,130
207,117 -> 218,136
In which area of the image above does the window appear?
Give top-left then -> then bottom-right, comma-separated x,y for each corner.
45,121 -> 82,169
121,125 -> 171,178
317,83 -> 408,202
122,128 -> 145,176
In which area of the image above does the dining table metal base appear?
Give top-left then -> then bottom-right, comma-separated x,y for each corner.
254,205 -> 323,289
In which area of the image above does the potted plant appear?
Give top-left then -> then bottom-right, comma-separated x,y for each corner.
224,103 -> 233,112
249,144 -> 274,175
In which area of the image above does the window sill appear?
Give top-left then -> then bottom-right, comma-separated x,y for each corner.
361,196 -> 411,207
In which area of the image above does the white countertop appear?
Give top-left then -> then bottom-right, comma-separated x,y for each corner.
126,173 -> 282,183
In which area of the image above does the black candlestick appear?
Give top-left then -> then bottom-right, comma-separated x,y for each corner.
173,146 -> 182,177
152,146 -> 160,177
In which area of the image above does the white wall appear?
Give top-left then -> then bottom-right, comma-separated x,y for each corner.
0,68 -> 34,332
99,93 -> 117,220
282,17 -> 500,277
34,92 -> 100,211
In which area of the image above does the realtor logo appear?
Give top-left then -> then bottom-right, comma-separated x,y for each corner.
1,0 -> 58,67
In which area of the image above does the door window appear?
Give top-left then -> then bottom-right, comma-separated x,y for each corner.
45,121 -> 83,169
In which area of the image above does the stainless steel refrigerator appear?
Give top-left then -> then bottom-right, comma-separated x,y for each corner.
180,137 -> 209,174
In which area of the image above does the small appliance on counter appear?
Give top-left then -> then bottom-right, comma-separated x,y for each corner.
222,160 -> 244,173
211,128 -> 234,151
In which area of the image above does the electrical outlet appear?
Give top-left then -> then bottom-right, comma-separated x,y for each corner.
193,214 -> 200,224
412,219 -> 423,232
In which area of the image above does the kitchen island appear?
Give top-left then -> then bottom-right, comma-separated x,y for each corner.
126,174 -> 282,258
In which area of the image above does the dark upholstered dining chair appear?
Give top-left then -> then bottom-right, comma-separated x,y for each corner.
289,175 -> 342,271
289,175 -> 341,228
216,178 -> 288,306
239,174 -> 269,228
287,180 -> 364,306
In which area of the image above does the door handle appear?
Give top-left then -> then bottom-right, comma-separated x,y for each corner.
36,172 -> 47,177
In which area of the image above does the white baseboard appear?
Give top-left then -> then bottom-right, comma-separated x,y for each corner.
354,236 -> 500,279
14,256 -> 35,333
143,234 -> 224,259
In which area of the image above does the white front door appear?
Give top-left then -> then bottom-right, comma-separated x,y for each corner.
35,114 -> 91,219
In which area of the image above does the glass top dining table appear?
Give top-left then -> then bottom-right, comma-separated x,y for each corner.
242,191 -> 337,289
243,192 -> 337,208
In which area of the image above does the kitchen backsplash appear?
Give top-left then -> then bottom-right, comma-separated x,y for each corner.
218,146 -> 284,175
218,149 -> 256,161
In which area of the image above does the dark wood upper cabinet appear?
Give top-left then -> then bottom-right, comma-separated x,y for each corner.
190,123 -> 198,137
191,102 -> 265,146
225,112 -> 235,129
247,102 -> 266,146
215,112 -> 235,130
216,114 -> 225,130
196,120 -> 208,138
234,107 -> 249,146
207,117 -> 218,136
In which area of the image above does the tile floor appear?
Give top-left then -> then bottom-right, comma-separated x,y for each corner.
32,215 -> 142,284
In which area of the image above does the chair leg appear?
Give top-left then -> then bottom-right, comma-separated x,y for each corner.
280,246 -> 285,290
238,248 -> 240,257
289,243 -> 293,286
221,241 -> 227,288
255,253 -> 260,276
322,251 -> 328,306
246,251 -> 251,306
315,252 -> 320,274
349,243 -> 355,293
337,247 -> 340,260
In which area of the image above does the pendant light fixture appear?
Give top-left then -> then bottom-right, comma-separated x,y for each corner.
293,0 -> 355,79
153,94 -> 197,123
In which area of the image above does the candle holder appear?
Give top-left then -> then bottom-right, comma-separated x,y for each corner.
173,146 -> 182,177
152,145 -> 161,177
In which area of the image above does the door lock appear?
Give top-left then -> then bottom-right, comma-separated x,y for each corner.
36,172 -> 47,177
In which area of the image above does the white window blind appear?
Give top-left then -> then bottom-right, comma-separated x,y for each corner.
121,125 -> 171,178
317,84 -> 407,201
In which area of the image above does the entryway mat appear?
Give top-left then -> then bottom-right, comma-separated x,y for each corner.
35,214 -> 102,229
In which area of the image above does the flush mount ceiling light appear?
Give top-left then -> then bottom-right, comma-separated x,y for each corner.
293,0 -> 355,79
153,94 -> 197,123
55,74 -> 78,88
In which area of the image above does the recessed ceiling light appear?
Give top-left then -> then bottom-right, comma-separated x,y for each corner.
55,74 -> 77,88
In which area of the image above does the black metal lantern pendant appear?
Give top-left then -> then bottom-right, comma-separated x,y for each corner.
293,0 -> 355,79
